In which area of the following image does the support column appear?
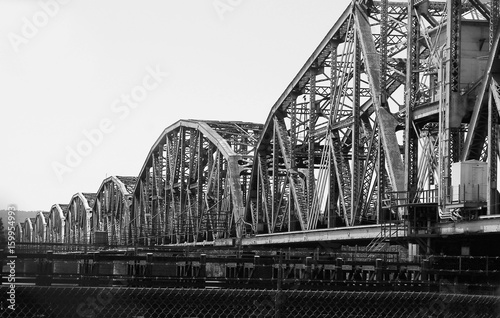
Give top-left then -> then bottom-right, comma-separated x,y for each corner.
488,90 -> 498,214
488,0 -> 499,215
308,71 -> 316,211
405,0 -> 420,206
351,30 -> 361,226
440,0 -> 462,207
329,42 -> 339,228
378,0 -> 388,223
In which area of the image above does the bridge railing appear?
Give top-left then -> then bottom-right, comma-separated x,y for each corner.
2,249 -> 499,294
14,242 -> 123,253
382,189 -> 438,209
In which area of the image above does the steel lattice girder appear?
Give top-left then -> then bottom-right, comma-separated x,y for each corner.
47,204 -> 68,243
65,192 -> 96,244
93,176 -> 136,245
132,120 -> 263,243
403,0 -> 500,218
33,211 -> 49,243
15,222 -> 23,242
245,0 -> 500,233
21,217 -> 34,242
246,2 -> 405,233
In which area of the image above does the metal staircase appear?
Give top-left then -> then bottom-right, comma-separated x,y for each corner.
367,222 -> 407,252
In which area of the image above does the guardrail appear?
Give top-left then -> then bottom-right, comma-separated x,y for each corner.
2,250 -> 499,294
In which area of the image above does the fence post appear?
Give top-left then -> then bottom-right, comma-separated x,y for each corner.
199,254 -> 207,278
375,258 -> 383,282
146,253 -> 153,277
422,259 -> 429,283
277,252 -> 283,290
93,252 -> 100,275
336,258 -> 343,281
79,252 -> 87,286
275,251 -> 283,318
46,250 -> 53,286
253,255 -> 260,278
304,257 -> 312,280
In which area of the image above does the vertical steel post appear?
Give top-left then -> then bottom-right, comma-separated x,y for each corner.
440,0 -> 462,208
378,0 -> 389,223
488,0 -> 499,215
351,29 -> 361,226
329,42 -> 339,228
196,131 -> 204,239
272,124 -> 279,232
405,0 -> 420,206
179,128 -> 186,241
308,71 -> 316,212
488,90 -> 498,214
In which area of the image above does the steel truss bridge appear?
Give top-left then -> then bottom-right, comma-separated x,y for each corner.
15,0 -> 500,259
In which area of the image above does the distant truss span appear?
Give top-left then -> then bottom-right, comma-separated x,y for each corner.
132,119 -> 263,244
47,204 -> 68,243
93,176 -> 136,245
65,192 -> 96,244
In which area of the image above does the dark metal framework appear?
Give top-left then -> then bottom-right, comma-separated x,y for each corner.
132,120 -> 263,244
93,176 -> 136,245
33,211 -> 49,243
65,193 -> 96,244
47,204 -> 68,243
20,218 -> 34,243
246,0 -> 500,235
19,1 -> 500,250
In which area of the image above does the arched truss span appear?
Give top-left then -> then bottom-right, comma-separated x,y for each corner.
246,0 -> 497,234
132,119 -> 263,244
15,223 -> 23,242
47,204 -> 68,243
33,211 -> 49,243
93,176 -> 136,245
65,193 -> 96,244
22,218 -> 34,242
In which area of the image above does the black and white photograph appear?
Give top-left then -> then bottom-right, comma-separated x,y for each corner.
1,0 -> 500,317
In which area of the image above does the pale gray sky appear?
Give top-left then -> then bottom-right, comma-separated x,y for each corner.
0,0 -> 350,211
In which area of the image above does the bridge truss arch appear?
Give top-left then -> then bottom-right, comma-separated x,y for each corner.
132,120 -> 262,244
47,204 -> 68,243
65,193 -> 96,244
247,0 -> 500,235
21,218 -> 34,243
15,223 -> 23,242
33,211 -> 49,243
247,2 -> 408,234
93,176 -> 136,245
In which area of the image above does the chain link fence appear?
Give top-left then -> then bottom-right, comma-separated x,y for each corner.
2,286 -> 500,318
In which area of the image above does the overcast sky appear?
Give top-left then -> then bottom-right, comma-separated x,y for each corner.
0,0 -> 350,211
